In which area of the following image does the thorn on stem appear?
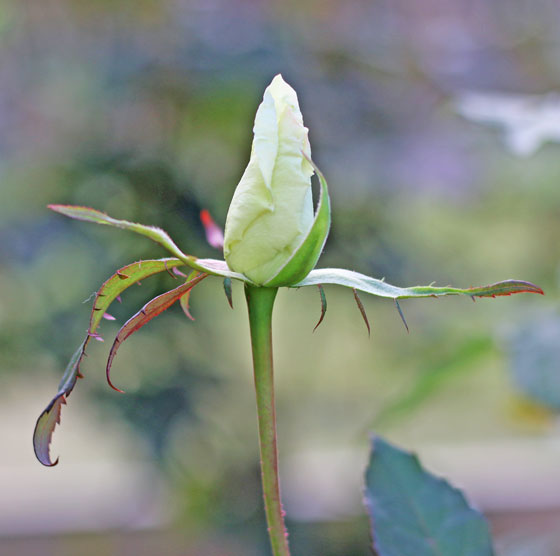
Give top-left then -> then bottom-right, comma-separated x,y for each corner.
313,284 -> 327,332
164,261 -> 177,278
394,299 -> 409,333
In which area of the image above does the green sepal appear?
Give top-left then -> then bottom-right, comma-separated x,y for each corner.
263,158 -> 331,287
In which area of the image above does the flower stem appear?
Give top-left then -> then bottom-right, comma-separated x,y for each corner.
245,285 -> 290,556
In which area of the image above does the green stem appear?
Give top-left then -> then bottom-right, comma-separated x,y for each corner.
245,285 -> 290,556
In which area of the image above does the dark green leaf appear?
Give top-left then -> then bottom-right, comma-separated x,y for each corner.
365,436 -> 495,556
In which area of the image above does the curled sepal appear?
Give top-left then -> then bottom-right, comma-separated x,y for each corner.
33,339 -> 90,466
294,268 -> 544,300
106,273 -> 209,392
223,277 -> 234,309
263,157 -> 331,287
353,288 -> 371,337
313,284 -> 327,332
179,271 -> 202,320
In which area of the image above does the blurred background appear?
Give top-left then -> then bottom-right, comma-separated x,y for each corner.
1,0 -> 559,554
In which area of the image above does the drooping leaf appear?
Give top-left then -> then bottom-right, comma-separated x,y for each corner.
200,209 -> 224,249
33,395 -> 66,467
365,436 -> 495,556
48,204 -> 250,282
33,258 -> 188,467
263,157 -> 331,287
352,288 -> 370,336
33,339 -> 89,466
313,284 -> 327,332
106,273 -> 208,392
223,277 -> 234,309
295,268 -> 543,300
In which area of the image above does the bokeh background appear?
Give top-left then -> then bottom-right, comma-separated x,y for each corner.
1,1 -> 559,554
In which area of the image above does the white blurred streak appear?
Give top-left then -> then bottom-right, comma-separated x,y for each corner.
282,448 -> 367,522
1,376 -> 172,537
0,462 -> 171,536
457,91 -> 560,156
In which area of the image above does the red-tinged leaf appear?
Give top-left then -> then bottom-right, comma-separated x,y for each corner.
200,209 -> 224,249
313,284 -> 327,332
179,271 -> 202,321
462,280 -> 544,298
106,273 -> 208,392
223,277 -> 233,309
89,259 -> 186,332
353,288 -> 371,336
